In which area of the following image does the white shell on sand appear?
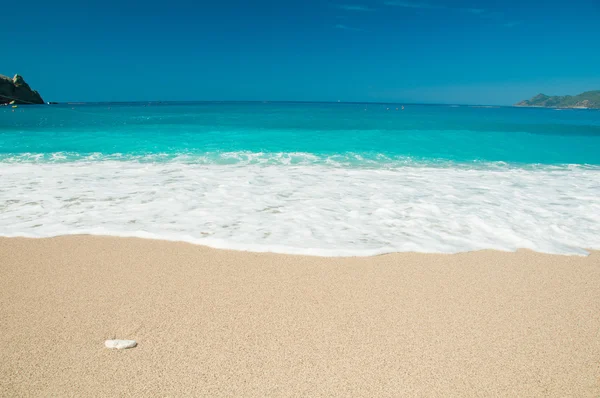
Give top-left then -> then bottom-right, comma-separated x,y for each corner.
105,339 -> 137,349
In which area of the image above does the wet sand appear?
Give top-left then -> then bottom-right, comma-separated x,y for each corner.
1,236 -> 599,397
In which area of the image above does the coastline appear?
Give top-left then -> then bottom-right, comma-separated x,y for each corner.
512,104 -> 594,109
2,235 -> 599,396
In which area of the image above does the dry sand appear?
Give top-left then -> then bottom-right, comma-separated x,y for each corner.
1,236 -> 599,397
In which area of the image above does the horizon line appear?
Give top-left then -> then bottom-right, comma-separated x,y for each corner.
39,100 -> 517,107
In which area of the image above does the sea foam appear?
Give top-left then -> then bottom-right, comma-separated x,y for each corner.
1,158 -> 599,256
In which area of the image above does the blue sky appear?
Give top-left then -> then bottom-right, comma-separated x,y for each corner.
1,0 -> 599,104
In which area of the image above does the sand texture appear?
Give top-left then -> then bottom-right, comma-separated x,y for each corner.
1,236 -> 599,397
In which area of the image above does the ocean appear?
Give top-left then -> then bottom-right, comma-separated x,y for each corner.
1,102 -> 599,255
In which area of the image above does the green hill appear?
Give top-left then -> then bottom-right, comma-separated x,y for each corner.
515,90 -> 600,109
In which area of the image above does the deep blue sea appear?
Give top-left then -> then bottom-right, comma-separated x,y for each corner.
1,102 -> 599,255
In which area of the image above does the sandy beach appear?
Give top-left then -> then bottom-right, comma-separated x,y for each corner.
1,236 -> 599,397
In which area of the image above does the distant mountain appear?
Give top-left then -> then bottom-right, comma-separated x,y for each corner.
515,90 -> 600,109
0,74 -> 44,105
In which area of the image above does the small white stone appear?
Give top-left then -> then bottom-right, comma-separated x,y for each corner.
105,339 -> 137,349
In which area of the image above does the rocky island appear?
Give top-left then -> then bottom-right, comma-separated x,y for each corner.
0,74 -> 44,105
515,90 -> 600,109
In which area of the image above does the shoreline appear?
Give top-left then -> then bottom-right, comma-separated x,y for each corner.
2,235 -> 599,396
0,234 -> 595,257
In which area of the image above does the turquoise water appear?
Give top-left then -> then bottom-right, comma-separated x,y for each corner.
1,103 -> 599,255
2,102 -> 600,165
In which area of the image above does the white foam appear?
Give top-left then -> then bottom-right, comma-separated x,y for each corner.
1,161 -> 599,256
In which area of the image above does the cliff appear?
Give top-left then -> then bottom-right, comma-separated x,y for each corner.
515,90 -> 600,109
0,74 -> 44,105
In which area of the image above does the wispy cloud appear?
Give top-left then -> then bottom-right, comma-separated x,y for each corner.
503,21 -> 521,28
479,11 -> 504,19
384,1 -> 480,12
335,24 -> 365,31
475,10 -> 521,28
465,8 -> 485,14
383,2 -> 520,28
336,4 -> 374,11
383,1 -> 443,9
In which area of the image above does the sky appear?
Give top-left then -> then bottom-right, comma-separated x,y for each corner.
1,0 -> 599,104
